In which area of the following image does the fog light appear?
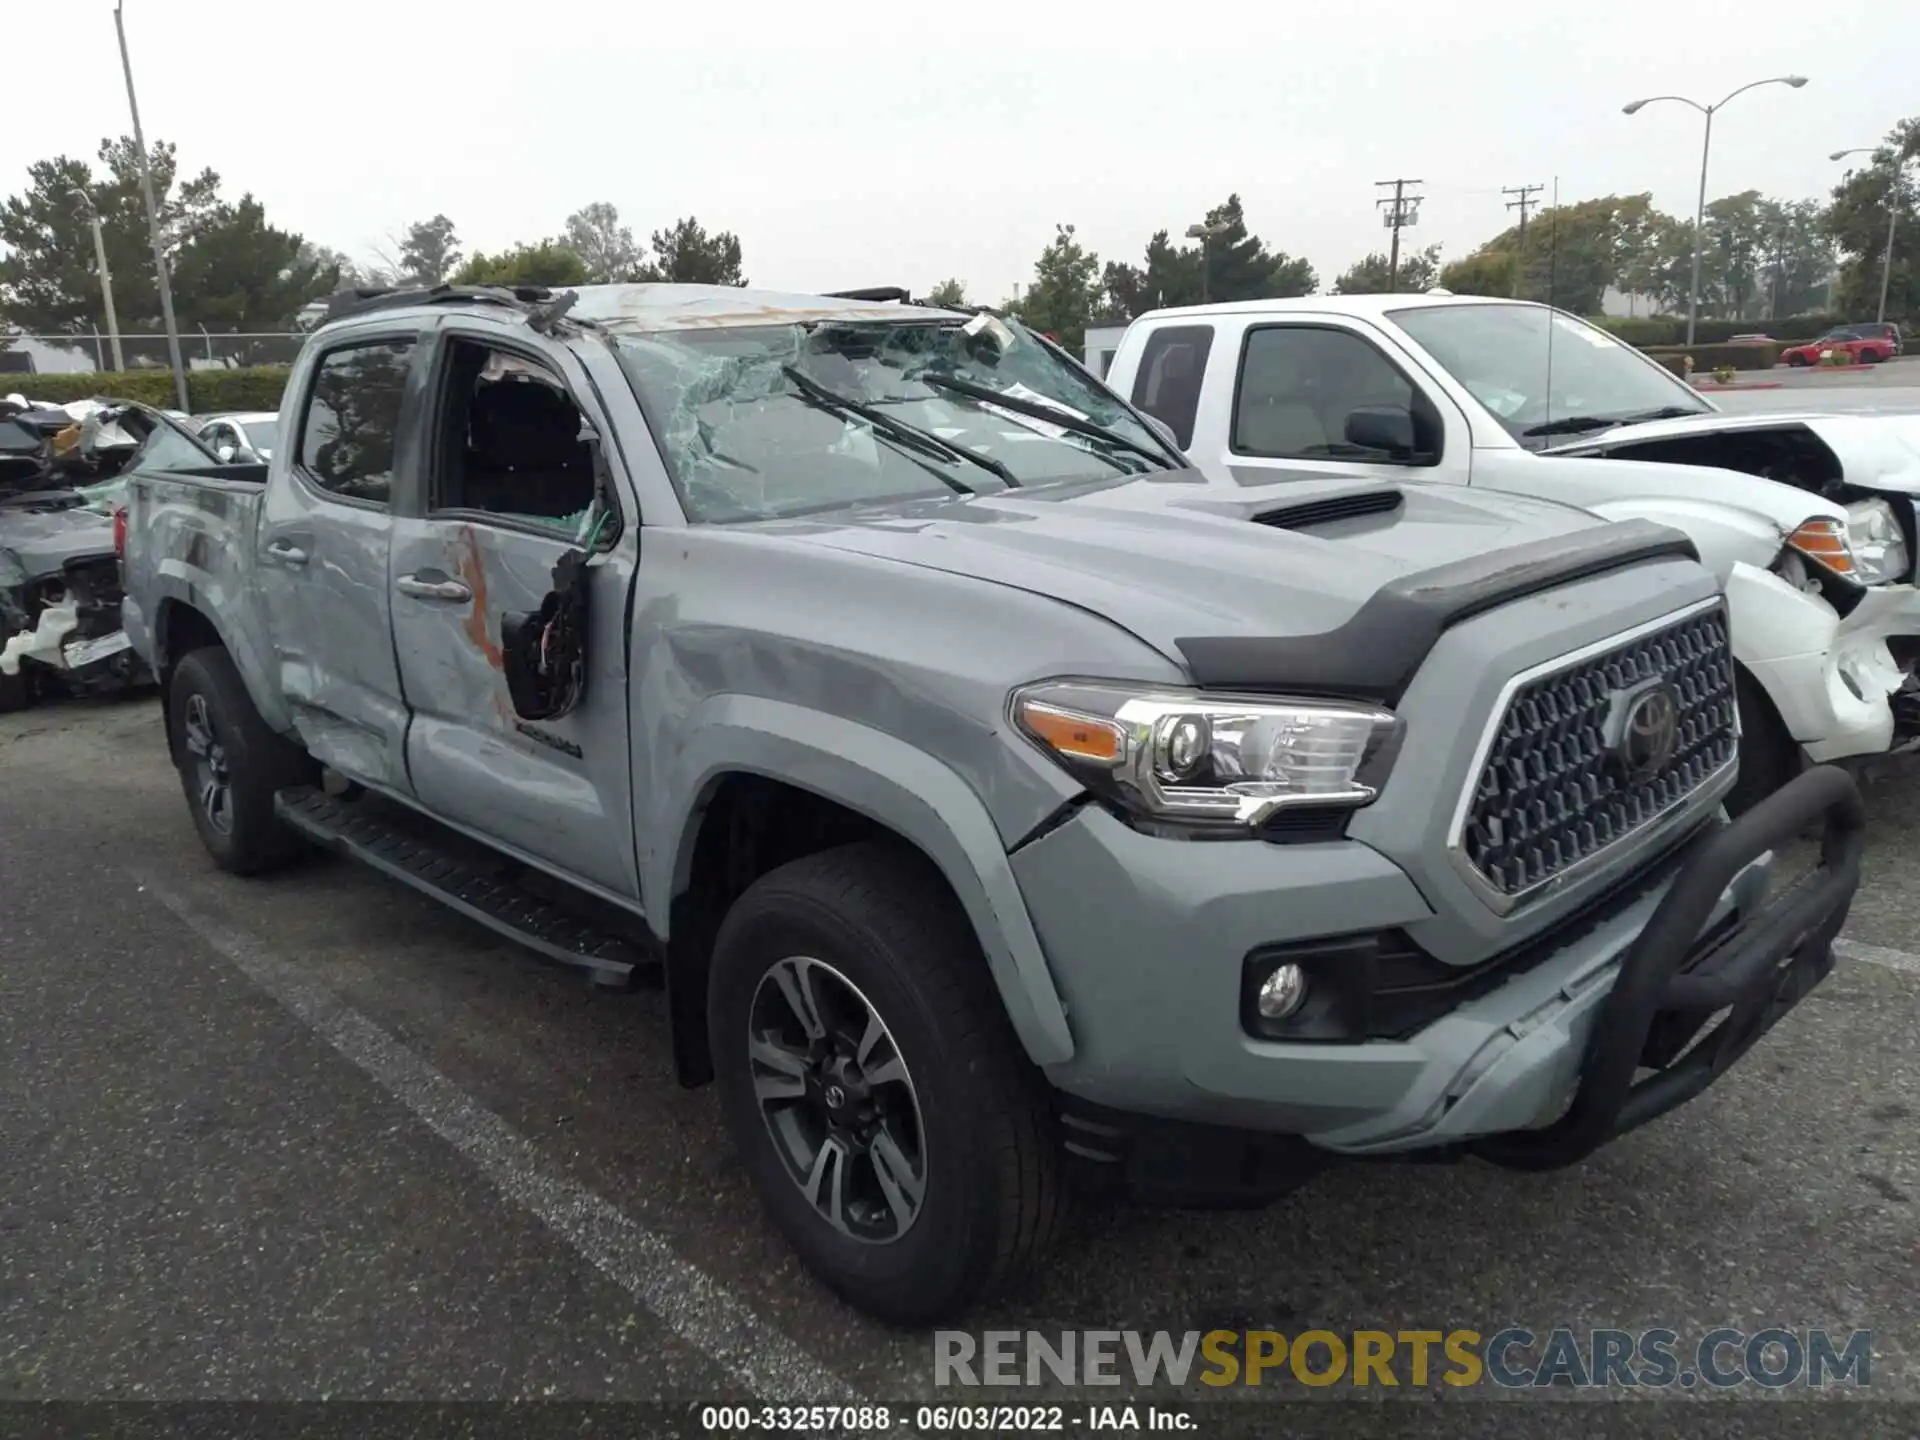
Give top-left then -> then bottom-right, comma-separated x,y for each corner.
1256,962 -> 1307,1020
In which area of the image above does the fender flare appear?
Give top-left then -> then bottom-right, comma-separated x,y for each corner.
147,572 -> 292,733
650,694 -> 1076,1066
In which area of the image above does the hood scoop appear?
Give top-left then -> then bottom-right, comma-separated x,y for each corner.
1251,485 -> 1404,531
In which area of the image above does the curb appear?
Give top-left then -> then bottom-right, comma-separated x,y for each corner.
1692,381 -> 1785,391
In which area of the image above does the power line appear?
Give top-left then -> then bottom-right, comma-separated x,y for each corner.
1503,183 -> 1544,247
1375,178 -> 1425,291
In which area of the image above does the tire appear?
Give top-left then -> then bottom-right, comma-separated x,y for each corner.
1726,669 -> 1800,817
1786,354 -> 1808,368
167,646 -> 318,874
708,842 -> 1064,1325
0,660 -> 30,714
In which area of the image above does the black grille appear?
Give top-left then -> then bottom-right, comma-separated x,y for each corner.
1461,607 -> 1737,900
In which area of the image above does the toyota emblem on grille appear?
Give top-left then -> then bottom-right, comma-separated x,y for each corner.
1615,682 -> 1681,784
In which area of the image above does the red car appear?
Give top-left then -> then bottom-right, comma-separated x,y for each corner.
1780,326 -> 1896,366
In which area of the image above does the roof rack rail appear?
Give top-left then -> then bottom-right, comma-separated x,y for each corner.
820,286 -> 913,303
321,283 -> 556,326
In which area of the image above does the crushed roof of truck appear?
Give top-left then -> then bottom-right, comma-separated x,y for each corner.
320,282 -> 970,336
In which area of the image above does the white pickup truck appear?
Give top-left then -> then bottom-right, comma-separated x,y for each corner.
1104,295 -> 1920,809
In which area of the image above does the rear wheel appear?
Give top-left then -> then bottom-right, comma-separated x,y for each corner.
0,657 -> 30,714
1726,670 -> 1800,816
708,842 -> 1064,1324
167,647 -> 318,874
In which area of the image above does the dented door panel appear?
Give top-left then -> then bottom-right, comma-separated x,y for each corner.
386,515 -> 641,899
257,474 -> 412,790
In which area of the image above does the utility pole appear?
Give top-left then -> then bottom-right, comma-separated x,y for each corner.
1503,183 -> 1544,248
113,0 -> 189,412
1375,178 -> 1424,291
72,189 -> 125,372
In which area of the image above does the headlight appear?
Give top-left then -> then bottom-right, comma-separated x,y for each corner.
1788,503 -> 1911,587
1011,681 -> 1401,833
1846,498 -> 1910,584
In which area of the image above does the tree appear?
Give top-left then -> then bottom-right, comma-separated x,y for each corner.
298,242 -> 366,293
1017,224 -> 1103,352
450,240 -> 592,288
563,201 -> 643,282
1700,190 -> 1773,319
1757,199 -> 1833,318
925,277 -> 967,307
0,135 -> 221,337
169,194 -> 339,335
1097,201 -> 1314,321
1827,116 -> 1919,321
1467,193 -> 1657,313
1332,243 -> 1441,294
1439,249 -> 1520,297
396,214 -> 461,285
636,217 -> 747,285
1194,194 -> 1315,303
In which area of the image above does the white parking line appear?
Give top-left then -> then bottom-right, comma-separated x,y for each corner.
1837,936 -> 1920,978
128,868 -> 858,1407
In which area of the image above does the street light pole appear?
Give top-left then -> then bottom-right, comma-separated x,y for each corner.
1831,147 -> 1908,324
1623,75 -> 1808,347
1185,220 -> 1228,305
112,0 -> 189,412
72,189 -> 125,372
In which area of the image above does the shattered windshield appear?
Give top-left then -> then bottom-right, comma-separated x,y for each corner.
1387,303 -> 1711,447
613,316 -> 1172,522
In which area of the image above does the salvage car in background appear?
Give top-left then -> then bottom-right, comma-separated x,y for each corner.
1105,295 -> 1920,809
1780,327 -> 1897,367
195,411 -> 279,464
0,397 -> 162,710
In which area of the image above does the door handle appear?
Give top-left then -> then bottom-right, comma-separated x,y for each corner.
396,574 -> 473,602
265,538 -> 309,566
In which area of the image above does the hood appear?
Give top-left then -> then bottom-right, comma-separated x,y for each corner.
1508,445 -> 1844,533
767,470 -> 1615,657
1545,410 -> 1920,498
0,498 -> 117,585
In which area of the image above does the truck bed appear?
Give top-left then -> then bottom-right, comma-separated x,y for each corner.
121,462 -> 274,710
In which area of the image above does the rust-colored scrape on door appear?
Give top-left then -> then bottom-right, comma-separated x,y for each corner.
451,525 -> 504,670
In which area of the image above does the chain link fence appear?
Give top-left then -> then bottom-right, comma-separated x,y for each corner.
3,329 -> 307,375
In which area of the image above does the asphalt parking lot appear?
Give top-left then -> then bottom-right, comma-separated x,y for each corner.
3,689 -> 1917,1432
1709,354 -> 1920,414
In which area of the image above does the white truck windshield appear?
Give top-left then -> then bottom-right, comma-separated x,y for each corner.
1388,303 -> 1711,445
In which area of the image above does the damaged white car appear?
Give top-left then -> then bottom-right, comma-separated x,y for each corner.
1103,295 -> 1920,809
0,396 -> 178,710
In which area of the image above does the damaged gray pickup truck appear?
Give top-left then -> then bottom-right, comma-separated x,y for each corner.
121,282 -> 1866,1324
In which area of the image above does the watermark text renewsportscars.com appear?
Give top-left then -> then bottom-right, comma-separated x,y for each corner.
934,1328 -> 1875,1390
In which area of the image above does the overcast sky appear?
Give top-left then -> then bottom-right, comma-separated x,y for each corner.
10,0 -> 1914,302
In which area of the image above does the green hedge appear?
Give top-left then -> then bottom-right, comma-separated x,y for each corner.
1591,312 -> 1844,348
0,366 -> 291,414
1642,341 -> 1780,371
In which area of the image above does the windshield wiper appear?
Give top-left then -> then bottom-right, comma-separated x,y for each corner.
917,373 -> 1173,471
780,365 -> 1018,488
1522,405 -> 1705,438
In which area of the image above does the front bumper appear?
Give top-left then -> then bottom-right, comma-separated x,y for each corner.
1729,564 -> 1920,761
1015,767 -> 1863,1180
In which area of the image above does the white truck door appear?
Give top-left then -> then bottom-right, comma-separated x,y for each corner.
1190,315 -> 1476,490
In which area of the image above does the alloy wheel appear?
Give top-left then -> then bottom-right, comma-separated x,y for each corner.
747,955 -> 928,1243
181,692 -> 234,836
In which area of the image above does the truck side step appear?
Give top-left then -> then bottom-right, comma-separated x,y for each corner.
273,785 -> 644,989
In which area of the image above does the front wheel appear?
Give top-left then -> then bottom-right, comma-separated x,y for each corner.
167,647 -> 318,874
708,843 -> 1064,1325
1726,670 -> 1801,816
